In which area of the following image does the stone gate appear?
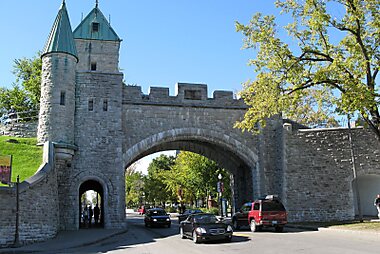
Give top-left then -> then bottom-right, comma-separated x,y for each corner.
1,1 -> 380,247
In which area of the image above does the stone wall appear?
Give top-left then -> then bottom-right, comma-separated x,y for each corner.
0,142 -> 59,247
0,122 -> 37,138
283,125 -> 380,222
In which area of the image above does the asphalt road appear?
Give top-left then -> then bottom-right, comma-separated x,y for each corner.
57,215 -> 380,254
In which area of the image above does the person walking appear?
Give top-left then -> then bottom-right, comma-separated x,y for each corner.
94,204 -> 100,225
374,194 -> 380,219
88,205 -> 93,227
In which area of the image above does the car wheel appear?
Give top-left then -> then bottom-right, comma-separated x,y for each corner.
180,227 -> 186,239
250,220 -> 258,232
225,236 -> 232,243
192,230 -> 200,244
232,218 -> 240,230
275,225 -> 284,232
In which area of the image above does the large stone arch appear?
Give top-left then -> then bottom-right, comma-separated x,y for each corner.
123,127 -> 260,209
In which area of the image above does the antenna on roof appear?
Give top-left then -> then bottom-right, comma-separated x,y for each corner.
81,12 -> 83,22
96,0 -> 99,8
109,14 -> 111,25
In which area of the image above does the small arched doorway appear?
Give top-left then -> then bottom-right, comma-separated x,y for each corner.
79,180 -> 104,228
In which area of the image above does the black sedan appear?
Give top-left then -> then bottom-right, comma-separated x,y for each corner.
177,209 -> 203,223
179,213 -> 233,243
144,208 -> 171,228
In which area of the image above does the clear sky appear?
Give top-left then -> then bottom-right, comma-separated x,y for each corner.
0,0 -> 285,96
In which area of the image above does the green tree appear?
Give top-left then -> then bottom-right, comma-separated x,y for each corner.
12,53 -> 42,109
0,53 -> 41,117
165,152 -> 231,207
236,0 -> 379,136
0,85 -> 33,115
144,154 -> 176,206
125,162 -> 145,208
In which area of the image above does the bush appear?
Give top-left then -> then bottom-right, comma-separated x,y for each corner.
200,207 -> 219,215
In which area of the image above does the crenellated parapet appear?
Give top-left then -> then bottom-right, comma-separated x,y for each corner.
123,83 -> 247,109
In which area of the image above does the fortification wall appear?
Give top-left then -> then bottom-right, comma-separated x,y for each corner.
0,122 -> 37,138
0,142 -> 59,247
283,125 -> 380,222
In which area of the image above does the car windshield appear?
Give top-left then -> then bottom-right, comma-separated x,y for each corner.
262,201 -> 285,211
150,210 -> 167,216
193,214 -> 218,224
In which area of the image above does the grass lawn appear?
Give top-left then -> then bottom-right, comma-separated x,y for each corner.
330,220 -> 380,232
0,136 -> 42,185
291,219 -> 380,232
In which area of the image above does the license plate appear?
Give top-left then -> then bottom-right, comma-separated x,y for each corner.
272,221 -> 277,224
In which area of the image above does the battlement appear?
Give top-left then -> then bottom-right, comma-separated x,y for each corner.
123,83 -> 246,109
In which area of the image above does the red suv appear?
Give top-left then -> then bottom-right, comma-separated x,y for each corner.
232,195 -> 287,232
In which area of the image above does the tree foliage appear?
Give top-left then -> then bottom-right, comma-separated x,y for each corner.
134,152 -> 231,208
163,152 -> 231,206
236,0 -> 379,135
125,162 -> 145,208
144,154 -> 176,206
0,53 -> 41,115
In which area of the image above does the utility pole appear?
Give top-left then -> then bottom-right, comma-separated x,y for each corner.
14,175 -> 20,246
347,114 -> 363,222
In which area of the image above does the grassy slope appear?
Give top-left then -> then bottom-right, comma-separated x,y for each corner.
0,136 -> 42,185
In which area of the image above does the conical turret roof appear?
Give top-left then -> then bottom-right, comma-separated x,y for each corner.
73,3 -> 121,41
42,1 -> 78,60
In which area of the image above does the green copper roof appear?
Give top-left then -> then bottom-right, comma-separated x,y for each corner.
73,4 -> 121,41
42,1 -> 78,60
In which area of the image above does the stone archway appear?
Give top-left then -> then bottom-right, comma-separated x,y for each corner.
123,128 -> 260,211
79,180 -> 105,228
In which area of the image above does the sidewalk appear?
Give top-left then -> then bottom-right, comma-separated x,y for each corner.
0,228 -> 128,254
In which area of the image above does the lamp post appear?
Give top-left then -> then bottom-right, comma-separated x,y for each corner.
347,114 -> 363,222
217,174 -> 223,218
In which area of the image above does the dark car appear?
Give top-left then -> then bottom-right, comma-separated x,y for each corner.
179,213 -> 233,243
144,208 -> 171,228
177,209 -> 203,223
232,195 -> 287,232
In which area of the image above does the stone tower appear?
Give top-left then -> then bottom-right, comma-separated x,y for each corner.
37,0 -> 78,146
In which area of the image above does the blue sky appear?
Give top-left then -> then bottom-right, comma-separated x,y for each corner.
0,0 -> 285,96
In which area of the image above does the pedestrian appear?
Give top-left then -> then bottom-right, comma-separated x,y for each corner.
82,206 -> 88,227
88,205 -> 93,227
374,194 -> 380,219
94,204 -> 100,225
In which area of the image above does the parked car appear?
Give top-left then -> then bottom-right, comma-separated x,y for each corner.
144,208 -> 171,228
179,213 -> 233,243
177,209 -> 203,223
232,195 -> 287,232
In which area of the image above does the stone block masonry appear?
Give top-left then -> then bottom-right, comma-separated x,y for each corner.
283,126 -> 380,222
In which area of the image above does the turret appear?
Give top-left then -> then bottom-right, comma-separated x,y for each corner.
73,2 -> 122,73
37,1 -> 78,145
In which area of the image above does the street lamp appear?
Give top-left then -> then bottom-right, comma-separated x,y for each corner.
217,174 -> 223,218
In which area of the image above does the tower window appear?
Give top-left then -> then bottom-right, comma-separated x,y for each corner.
103,99 -> 108,111
92,22 -> 99,32
60,91 -> 66,105
88,99 -> 94,111
91,62 -> 97,71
